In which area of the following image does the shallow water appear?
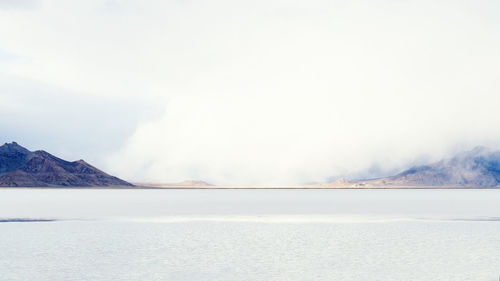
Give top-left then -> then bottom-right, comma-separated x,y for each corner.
0,189 -> 499,281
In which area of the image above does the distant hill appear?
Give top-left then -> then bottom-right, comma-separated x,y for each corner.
0,142 -> 133,187
324,146 -> 500,188
136,180 -> 214,188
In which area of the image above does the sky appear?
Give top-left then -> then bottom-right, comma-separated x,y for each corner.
1,0 -> 500,185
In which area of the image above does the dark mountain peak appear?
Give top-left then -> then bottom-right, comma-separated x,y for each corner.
2,141 -> 19,147
33,150 -> 51,156
0,142 -> 31,154
0,142 -> 133,187
31,150 -> 68,163
2,141 -> 20,148
0,142 -> 32,174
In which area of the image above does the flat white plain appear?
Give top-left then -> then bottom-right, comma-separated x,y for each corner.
0,189 -> 499,281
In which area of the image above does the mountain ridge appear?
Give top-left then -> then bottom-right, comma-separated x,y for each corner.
0,142 -> 133,187
323,146 -> 500,188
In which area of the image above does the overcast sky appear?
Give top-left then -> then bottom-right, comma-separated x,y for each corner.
1,0 -> 500,185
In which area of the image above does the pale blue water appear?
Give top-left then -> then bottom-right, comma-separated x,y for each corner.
0,189 -> 499,281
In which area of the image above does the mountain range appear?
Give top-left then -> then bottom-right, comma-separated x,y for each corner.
324,146 -> 500,188
2,142 -> 500,188
0,142 -> 132,187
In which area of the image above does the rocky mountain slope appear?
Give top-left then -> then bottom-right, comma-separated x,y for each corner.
0,142 -> 133,187
325,146 -> 500,188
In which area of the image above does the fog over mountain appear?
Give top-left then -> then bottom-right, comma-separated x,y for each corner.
326,147 -> 500,188
2,1 -> 500,185
388,147 -> 500,187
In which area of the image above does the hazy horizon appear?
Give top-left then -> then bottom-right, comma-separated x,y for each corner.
2,0 -> 500,185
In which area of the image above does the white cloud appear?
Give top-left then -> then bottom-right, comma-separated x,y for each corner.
0,0 -> 39,10
2,0 -> 500,184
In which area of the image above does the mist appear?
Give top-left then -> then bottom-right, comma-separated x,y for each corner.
2,1 -> 500,185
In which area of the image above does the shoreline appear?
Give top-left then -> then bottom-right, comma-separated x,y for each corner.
0,186 -> 497,190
